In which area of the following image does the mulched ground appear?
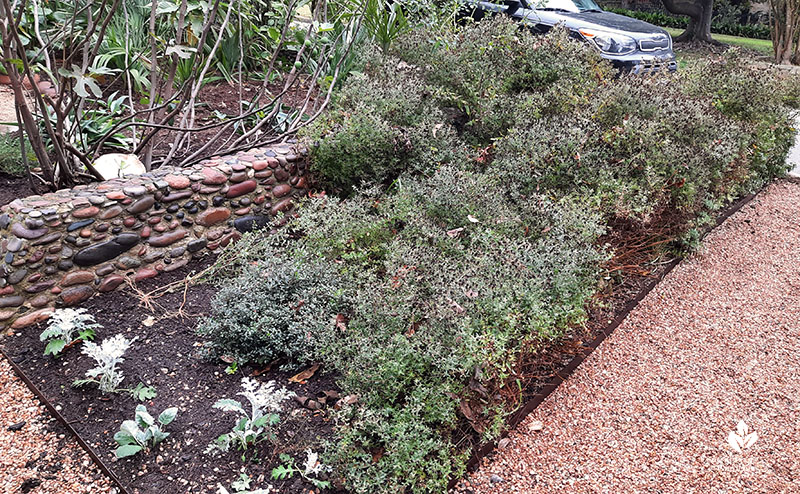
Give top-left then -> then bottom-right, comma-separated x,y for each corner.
0,172 -> 35,207
2,258 -> 341,494
143,77 -> 317,167
460,180 -> 800,492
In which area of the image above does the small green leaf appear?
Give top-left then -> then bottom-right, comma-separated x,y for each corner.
311,479 -> 331,489
130,383 -> 157,401
77,329 -> 96,341
271,464 -> 293,480
115,444 -> 142,458
135,406 -> 155,427
151,429 -> 169,445
158,407 -> 178,426
44,339 -> 66,356
113,430 -> 136,446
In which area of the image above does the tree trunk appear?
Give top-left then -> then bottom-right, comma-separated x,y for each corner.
771,0 -> 800,65
661,0 -> 719,43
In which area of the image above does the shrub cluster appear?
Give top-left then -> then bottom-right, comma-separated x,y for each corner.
199,18 -> 799,494
197,250 -> 346,365
0,134 -> 32,176
304,22 -> 609,193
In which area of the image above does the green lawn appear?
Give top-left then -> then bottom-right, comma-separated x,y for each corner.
663,27 -> 773,55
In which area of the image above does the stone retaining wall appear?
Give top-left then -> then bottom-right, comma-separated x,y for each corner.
0,144 -> 308,330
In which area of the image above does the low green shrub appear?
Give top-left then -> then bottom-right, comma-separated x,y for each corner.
277,166 -> 606,493
197,253 -> 346,365
492,73 -> 782,223
0,134 -> 32,176
390,20 -> 609,142
303,18 -> 610,192
303,51 -> 466,194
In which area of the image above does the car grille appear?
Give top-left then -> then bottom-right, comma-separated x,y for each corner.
639,35 -> 670,51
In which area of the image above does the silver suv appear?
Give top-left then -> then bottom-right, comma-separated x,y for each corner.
462,0 -> 678,73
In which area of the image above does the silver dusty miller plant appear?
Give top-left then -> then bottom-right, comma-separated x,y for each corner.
206,377 -> 294,458
75,334 -> 135,392
39,308 -> 100,356
73,334 -> 154,400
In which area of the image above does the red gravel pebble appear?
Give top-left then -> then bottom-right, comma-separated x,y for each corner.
0,358 -> 113,493
460,180 -> 800,493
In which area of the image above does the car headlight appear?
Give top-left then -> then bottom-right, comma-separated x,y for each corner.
579,28 -> 637,55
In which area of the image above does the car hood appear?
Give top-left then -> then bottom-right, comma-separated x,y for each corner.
560,11 -> 667,35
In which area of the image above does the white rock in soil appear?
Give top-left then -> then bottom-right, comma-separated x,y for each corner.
92,153 -> 145,180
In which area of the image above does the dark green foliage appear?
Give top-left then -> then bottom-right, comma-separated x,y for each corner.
303,57 -> 466,194
197,252 -> 345,365
0,134 -> 32,176
280,166 -> 605,493
391,20 -> 608,140
303,18 -> 609,192
493,72 -> 781,223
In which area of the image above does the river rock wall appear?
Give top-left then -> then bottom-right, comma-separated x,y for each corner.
0,144 -> 308,330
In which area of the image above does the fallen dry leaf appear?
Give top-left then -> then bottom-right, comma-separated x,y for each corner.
251,359 -> 281,376
341,394 -> 359,405
459,400 -> 477,422
289,363 -> 320,384
529,420 -> 544,432
447,227 -> 465,238
335,313 -> 348,333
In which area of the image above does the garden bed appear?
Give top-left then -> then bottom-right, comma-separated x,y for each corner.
2,258 -> 340,494
0,191 -> 749,494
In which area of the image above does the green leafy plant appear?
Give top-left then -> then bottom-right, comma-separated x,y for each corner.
271,450 -> 331,490
114,404 -> 178,458
206,378 -> 294,458
40,308 -> 99,356
0,134 -> 34,176
364,0 -> 410,53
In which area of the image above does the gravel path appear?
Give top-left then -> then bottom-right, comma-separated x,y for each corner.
459,179 -> 800,494
0,357 -> 113,493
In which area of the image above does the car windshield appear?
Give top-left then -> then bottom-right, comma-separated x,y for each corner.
533,0 -> 602,13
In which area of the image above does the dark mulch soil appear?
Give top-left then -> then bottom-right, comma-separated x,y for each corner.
145,77 -> 317,167
2,257 -> 341,494
0,172 -> 36,207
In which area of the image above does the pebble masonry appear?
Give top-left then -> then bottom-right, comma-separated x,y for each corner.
0,143 -> 308,330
